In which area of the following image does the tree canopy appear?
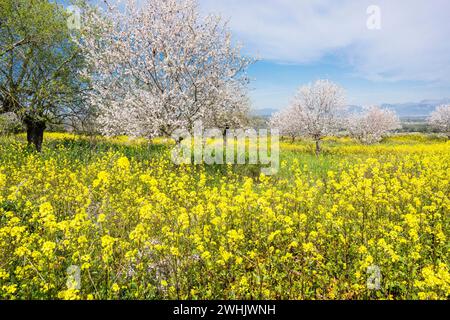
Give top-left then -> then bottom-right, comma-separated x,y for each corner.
0,0 -> 88,150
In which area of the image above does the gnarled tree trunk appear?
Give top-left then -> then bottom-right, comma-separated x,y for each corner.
24,117 -> 46,152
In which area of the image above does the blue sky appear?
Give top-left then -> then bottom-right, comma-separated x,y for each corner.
246,60 -> 448,110
199,0 -> 450,110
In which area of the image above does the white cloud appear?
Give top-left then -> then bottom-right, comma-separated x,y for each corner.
199,0 -> 450,83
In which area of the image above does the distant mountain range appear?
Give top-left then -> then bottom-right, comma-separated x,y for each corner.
381,98 -> 450,117
251,98 -> 450,118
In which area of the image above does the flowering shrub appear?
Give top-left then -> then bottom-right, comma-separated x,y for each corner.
0,133 -> 448,299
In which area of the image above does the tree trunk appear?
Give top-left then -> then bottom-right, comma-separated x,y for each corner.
223,125 -> 230,146
25,118 -> 46,152
315,139 -> 321,156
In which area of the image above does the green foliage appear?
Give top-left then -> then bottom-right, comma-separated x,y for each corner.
0,0 -> 87,139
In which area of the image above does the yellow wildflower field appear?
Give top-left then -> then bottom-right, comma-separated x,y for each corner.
0,133 -> 448,299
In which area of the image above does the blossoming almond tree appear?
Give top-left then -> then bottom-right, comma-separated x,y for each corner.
286,80 -> 346,155
202,81 -> 251,134
347,106 -> 401,144
428,105 -> 450,139
80,0 -> 252,138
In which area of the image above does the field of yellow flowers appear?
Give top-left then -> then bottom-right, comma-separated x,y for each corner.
0,133 -> 449,300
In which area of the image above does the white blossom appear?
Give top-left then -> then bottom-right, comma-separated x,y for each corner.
79,0 -> 252,137
269,108 -> 300,141
202,81 -> 251,131
347,106 -> 401,144
272,80 -> 346,154
428,104 -> 450,138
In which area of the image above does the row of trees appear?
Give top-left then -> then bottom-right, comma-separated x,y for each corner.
271,80 -> 450,155
1,0 -> 449,152
0,0 -> 251,150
